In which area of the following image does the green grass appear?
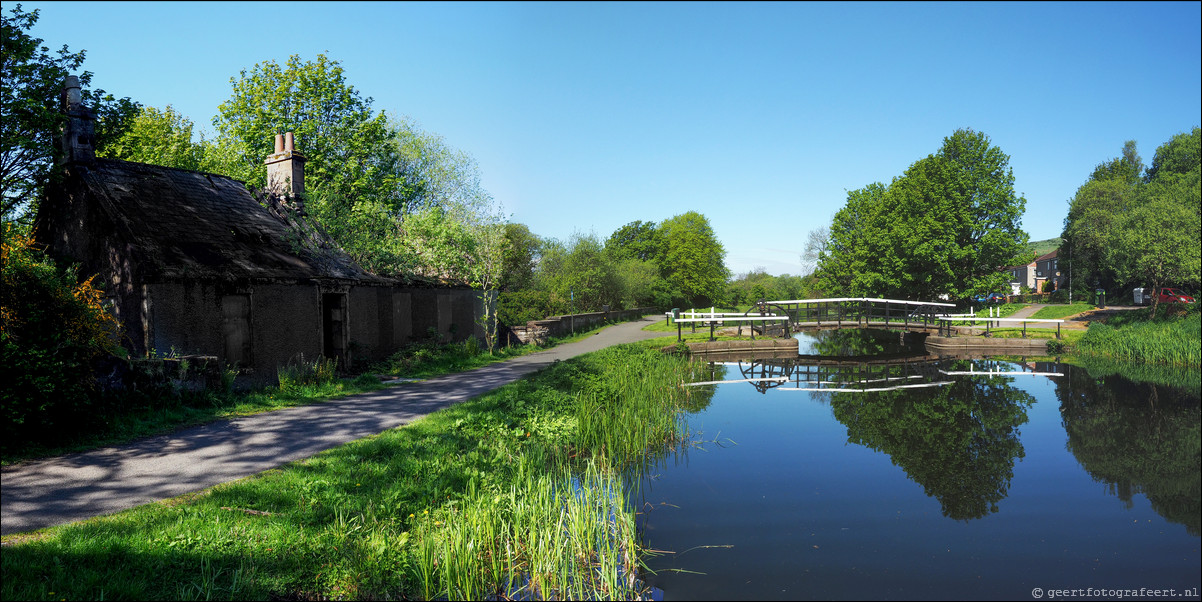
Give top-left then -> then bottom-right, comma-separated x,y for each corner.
1074,306 -> 1201,367
1,343 -> 708,601
974,328 -> 1086,344
1030,302 -> 1094,320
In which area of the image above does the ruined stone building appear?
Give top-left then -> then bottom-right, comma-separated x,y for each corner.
33,76 -> 485,381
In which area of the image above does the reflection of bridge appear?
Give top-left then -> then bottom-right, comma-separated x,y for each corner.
673,298 -> 960,340
684,355 -> 1063,394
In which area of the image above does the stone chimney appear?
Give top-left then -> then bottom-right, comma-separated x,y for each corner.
264,132 -> 306,200
60,75 -> 96,165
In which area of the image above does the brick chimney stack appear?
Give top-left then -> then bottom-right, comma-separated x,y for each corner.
265,132 -> 306,202
60,75 -> 95,165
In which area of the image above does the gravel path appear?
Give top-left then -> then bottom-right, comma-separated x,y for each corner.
1,317 -> 668,536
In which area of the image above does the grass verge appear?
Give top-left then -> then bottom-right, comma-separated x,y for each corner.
1030,302 -> 1094,320
1,343 -> 709,601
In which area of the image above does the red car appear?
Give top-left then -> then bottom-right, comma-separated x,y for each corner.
1158,288 -> 1196,303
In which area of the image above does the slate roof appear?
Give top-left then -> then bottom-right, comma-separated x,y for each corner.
73,158 -> 385,283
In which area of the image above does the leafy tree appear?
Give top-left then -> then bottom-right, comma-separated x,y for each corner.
210,53 -> 396,204
536,233 -> 619,312
1062,146 -> 1145,293
1117,161 -> 1201,313
817,129 -> 1026,300
817,182 -> 892,295
1089,140 -> 1144,185
1062,129 -> 1200,305
1,4 -> 139,226
606,220 -> 662,262
391,118 -> 492,215
658,211 -> 729,307
500,223 -> 541,292
99,105 -> 205,171
611,257 -> 662,309
1145,127 -> 1201,183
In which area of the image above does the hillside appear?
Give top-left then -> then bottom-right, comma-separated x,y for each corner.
1027,237 -> 1062,257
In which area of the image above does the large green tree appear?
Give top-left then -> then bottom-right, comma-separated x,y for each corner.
817,129 -> 1027,300
499,223 -> 541,292
658,211 -> 729,307
819,182 -> 894,295
606,220 -> 662,262
1,5 -> 139,226
99,105 -> 206,171
1062,129 -> 1200,307
210,53 -> 396,204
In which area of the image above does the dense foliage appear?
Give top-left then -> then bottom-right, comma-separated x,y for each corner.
495,212 -> 731,325
816,129 -> 1028,300
1,226 -> 120,450
1062,128 -> 1201,311
726,268 -> 813,306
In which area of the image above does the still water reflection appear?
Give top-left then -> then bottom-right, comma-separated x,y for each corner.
633,330 -> 1200,600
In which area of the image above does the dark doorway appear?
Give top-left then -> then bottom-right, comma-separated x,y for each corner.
221,294 -> 252,367
322,293 -> 347,367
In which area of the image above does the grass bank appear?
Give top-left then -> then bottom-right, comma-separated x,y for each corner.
1030,302 -> 1094,320
1,343 -> 707,601
1073,305 -> 1201,368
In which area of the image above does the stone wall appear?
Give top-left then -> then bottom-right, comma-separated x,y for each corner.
144,282 -> 487,383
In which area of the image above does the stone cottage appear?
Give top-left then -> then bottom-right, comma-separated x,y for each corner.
33,76 -> 486,381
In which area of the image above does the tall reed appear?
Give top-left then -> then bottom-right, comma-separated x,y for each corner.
1076,310 -> 1201,367
409,344 -> 708,600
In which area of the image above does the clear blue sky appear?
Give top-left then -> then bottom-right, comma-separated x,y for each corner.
18,1 -> 1202,276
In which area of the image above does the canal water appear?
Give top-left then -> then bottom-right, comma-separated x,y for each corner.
633,330 -> 1200,600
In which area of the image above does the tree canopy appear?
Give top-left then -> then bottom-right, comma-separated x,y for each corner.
817,129 -> 1027,300
210,53 -> 397,205
1062,128 -> 1201,309
1,5 -> 139,226
658,211 -> 729,307
100,105 -> 205,171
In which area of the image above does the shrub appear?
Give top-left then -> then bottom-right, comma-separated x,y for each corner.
277,353 -> 338,391
2,225 -> 120,449
498,290 -> 558,326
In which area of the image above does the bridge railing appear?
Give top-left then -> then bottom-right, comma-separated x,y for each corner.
764,298 -> 956,330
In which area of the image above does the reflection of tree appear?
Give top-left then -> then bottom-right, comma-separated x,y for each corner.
831,369 -> 1034,520
1054,364 -> 1201,536
680,363 -> 719,413
807,328 -> 923,357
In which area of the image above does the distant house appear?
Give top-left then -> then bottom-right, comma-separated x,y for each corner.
34,76 -> 485,381
1004,259 -> 1037,293
1033,250 -> 1062,292
1000,249 -> 1063,295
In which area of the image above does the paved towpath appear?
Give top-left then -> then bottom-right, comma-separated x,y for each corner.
1002,303 -> 1144,329
1,317 -> 669,536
